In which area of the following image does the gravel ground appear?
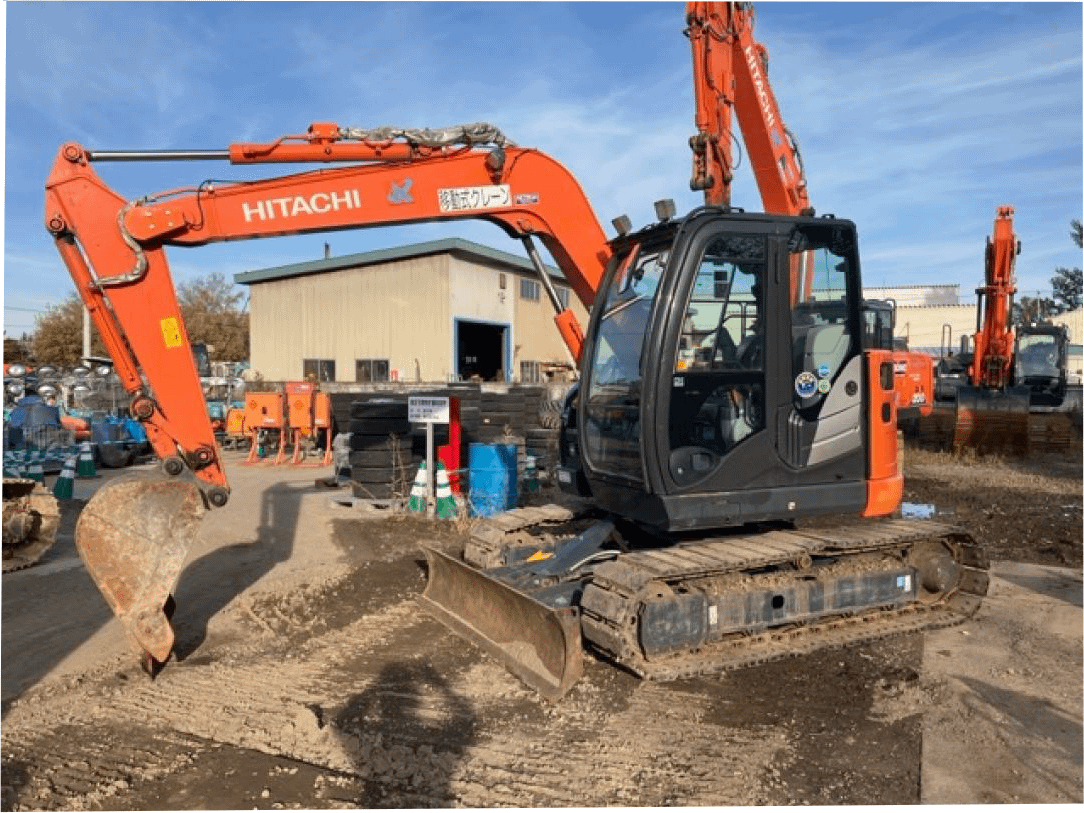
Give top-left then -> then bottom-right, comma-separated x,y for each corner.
1,444 -> 1080,809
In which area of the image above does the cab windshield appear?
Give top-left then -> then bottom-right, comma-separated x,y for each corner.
1016,332 -> 1061,379
582,245 -> 666,480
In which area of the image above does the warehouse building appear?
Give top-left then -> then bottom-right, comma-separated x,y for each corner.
234,238 -> 588,384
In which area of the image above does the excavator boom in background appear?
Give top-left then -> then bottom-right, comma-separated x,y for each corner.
40,2 -> 987,697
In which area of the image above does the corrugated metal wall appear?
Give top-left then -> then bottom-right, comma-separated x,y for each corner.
247,249 -> 590,383
249,255 -> 450,381
510,278 -> 587,377
893,304 -> 976,355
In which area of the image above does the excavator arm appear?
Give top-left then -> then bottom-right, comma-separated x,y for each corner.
686,1 -> 811,215
969,205 -> 1019,390
43,123 -> 613,669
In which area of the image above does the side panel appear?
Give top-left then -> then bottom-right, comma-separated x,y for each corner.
863,350 -> 902,517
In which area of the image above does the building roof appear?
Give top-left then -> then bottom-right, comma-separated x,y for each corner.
234,237 -> 563,286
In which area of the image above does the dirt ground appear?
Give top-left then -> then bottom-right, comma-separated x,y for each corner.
1,443 -> 1080,809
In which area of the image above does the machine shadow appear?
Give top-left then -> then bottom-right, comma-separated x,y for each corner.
332,662 -> 478,807
170,479 -> 308,662
1,500 -> 115,709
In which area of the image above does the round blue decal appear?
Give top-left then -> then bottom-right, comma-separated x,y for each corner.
794,371 -> 818,398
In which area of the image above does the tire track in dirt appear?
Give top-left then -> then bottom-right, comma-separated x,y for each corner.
4,588 -> 789,808
441,681 -> 787,806
1,600 -> 422,808
1,724 -> 206,811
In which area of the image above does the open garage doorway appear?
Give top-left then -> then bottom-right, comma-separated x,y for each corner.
456,319 -> 509,382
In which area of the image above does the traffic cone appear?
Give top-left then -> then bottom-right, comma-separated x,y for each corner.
408,459 -> 427,512
52,456 -> 77,499
27,451 -> 44,483
434,460 -> 455,519
76,441 -> 96,477
523,455 -> 539,492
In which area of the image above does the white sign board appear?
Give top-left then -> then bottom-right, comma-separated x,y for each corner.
437,184 -> 511,213
408,396 -> 450,423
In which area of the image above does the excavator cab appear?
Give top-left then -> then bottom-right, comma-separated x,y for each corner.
563,207 -> 891,530
424,207 -> 937,699
1014,324 -> 1068,405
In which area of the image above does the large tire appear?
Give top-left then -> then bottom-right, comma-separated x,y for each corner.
96,443 -> 135,469
348,417 -> 412,436
349,465 -> 402,484
350,480 -> 397,500
349,448 -> 416,468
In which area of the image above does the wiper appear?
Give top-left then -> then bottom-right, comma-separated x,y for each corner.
601,293 -> 645,321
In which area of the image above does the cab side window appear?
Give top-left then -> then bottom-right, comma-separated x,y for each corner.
669,235 -> 766,477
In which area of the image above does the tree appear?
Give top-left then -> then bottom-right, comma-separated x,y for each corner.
32,296 -> 106,366
176,273 -> 249,361
3,334 -> 33,365
1049,219 -> 1082,312
1051,267 -> 1082,311
1012,294 -> 1057,327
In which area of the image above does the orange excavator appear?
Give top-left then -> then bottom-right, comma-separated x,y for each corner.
950,206 -> 1030,453
40,2 -> 986,697
937,206 -> 1082,454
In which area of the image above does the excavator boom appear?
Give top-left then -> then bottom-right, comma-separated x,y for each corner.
44,124 -> 612,668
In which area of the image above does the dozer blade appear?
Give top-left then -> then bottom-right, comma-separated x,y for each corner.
75,471 -> 205,670
419,546 -> 583,702
953,385 -> 1031,455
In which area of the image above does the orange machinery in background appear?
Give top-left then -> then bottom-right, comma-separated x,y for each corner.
238,384 -> 332,465
242,390 -> 287,464
285,381 -> 332,465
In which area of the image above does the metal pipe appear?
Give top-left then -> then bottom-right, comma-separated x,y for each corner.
86,150 -> 230,162
520,235 -> 565,314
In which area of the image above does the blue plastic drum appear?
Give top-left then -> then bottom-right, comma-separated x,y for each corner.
468,442 -> 517,516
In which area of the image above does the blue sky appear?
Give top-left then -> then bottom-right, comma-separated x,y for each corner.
4,1 -> 1082,338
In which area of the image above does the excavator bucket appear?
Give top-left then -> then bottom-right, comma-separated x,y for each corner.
419,546 -> 584,702
75,471 -> 205,671
953,385 -> 1031,455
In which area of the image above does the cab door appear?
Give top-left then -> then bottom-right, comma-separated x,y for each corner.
640,213 -> 869,530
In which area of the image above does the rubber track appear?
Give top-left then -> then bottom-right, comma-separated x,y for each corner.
465,505 -> 580,568
1028,411 -> 1083,454
579,518 -> 989,681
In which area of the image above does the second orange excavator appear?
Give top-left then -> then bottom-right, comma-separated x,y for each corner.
929,206 -> 1082,455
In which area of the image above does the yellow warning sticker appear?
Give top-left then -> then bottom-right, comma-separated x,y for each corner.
160,317 -> 183,349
